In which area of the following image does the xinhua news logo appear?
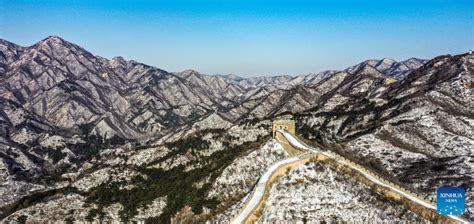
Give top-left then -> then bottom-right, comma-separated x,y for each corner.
437,187 -> 465,216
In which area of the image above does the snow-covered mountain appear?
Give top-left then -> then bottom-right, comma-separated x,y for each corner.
346,57 -> 428,78
1,36 -> 472,223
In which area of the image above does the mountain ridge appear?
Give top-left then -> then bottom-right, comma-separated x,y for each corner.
1,36 -> 472,222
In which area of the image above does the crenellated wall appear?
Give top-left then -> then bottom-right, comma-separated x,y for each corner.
272,120 -> 295,138
273,133 -> 462,224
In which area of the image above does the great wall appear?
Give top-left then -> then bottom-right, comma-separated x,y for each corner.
231,120 -> 471,224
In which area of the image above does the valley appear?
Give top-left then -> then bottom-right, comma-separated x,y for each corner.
0,36 -> 472,223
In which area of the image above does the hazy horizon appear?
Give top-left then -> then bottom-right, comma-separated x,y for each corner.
2,0 -> 473,77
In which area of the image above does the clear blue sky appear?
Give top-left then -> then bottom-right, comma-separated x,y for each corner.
1,0 -> 473,77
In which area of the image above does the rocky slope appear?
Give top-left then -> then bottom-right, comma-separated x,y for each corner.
346,57 -> 427,78
259,160 -> 427,223
1,36 -> 471,222
296,53 -> 474,219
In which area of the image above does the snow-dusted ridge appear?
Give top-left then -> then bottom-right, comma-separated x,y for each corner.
280,130 -> 471,224
230,130 -> 471,224
0,36 -> 471,222
231,153 -> 309,224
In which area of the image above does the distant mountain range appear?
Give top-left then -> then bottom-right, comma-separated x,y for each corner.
0,36 -> 426,141
1,36 -> 472,222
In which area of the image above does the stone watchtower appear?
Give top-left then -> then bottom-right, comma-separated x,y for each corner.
272,120 -> 296,138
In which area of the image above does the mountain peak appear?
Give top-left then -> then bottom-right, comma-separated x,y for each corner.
381,58 -> 396,64
182,69 -> 200,73
33,35 -> 97,59
180,69 -> 202,77
112,56 -> 125,61
34,35 -> 74,52
110,56 -> 127,69
221,74 -> 244,81
354,64 -> 384,78
400,58 -> 427,68
404,57 -> 425,63
38,35 -> 67,45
